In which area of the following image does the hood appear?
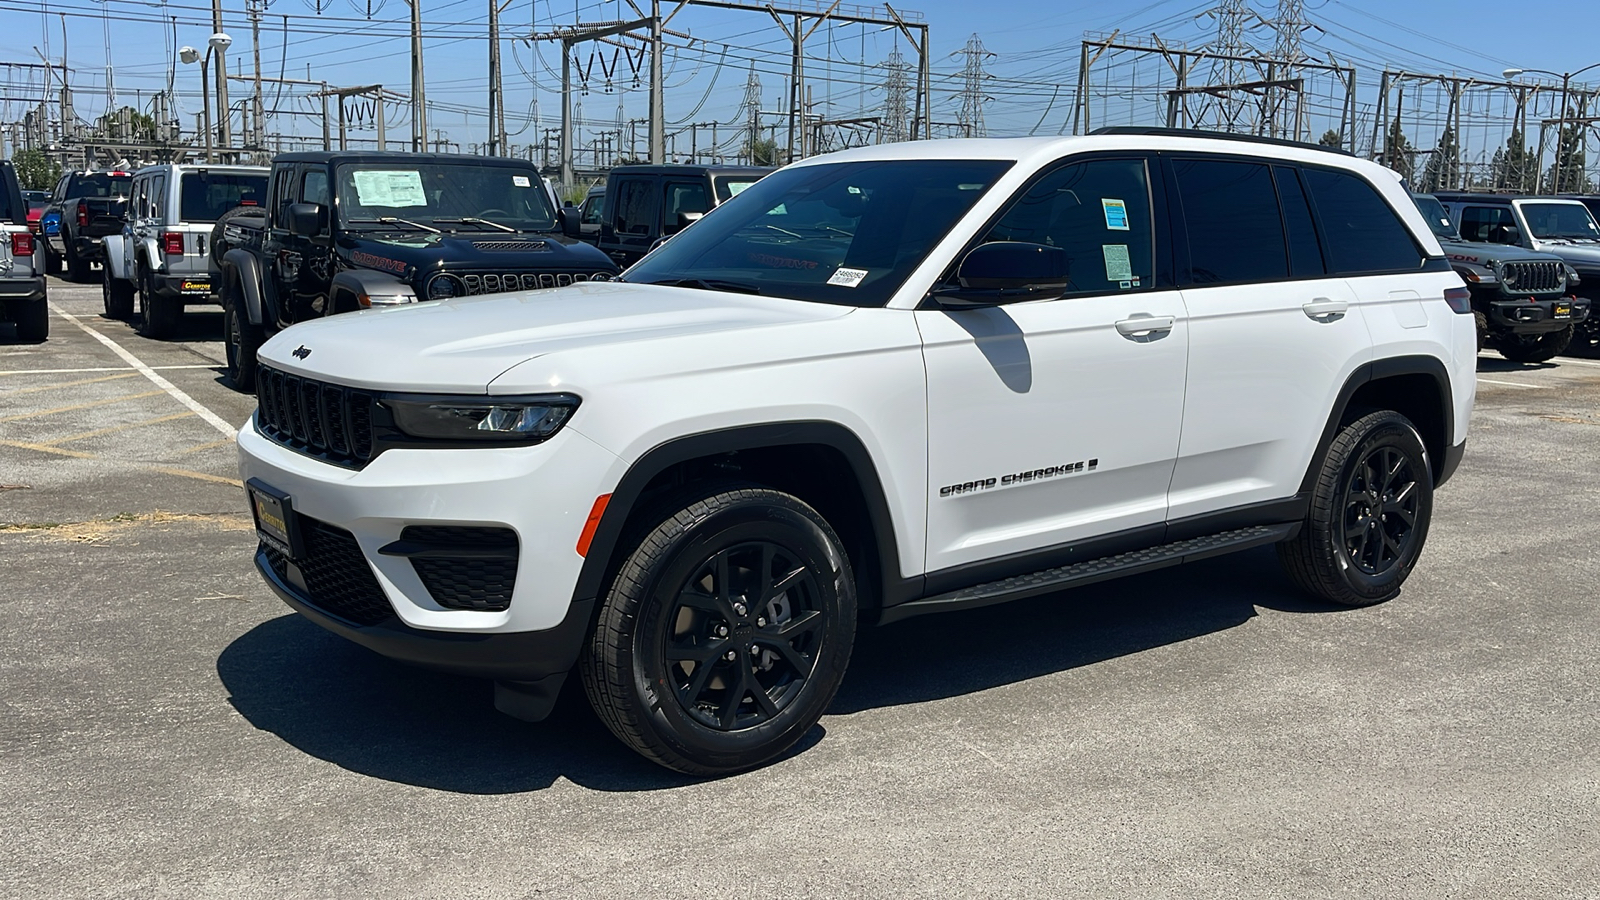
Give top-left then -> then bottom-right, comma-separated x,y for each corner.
1529,237 -> 1600,270
336,230 -> 614,279
256,281 -> 854,392
1436,238 -> 1562,270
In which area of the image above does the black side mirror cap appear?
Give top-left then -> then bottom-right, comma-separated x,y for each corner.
286,202 -> 326,238
958,241 -> 1071,291
557,207 -> 581,238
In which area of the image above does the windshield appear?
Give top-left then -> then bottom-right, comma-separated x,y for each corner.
1520,202 -> 1600,240
180,172 -> 268,222
1412,195 -> 1459,240
68,173 -> 131,200
623,159 -> 1013,307
335,162 -> 558,232
714,175 -> 763,202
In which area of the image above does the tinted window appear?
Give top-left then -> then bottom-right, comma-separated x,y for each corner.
180,172 -> 269,222
1174,158 -> 1287,284
1301,167 -> 1423,273
663,181 -> 711,234
66,173 -> 131,200
271,167 -> 297,229
612,179 -> 658,235
982,157 -> 1155,296
1275,167 -> 1326,277
714,176 -> 762,202
580,192 -> 605,225
1410,194 -> 1459,241
1458,206 -> 1516,243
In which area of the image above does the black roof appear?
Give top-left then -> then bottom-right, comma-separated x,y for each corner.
272,150 -> 541,166
1088,126 -> 1353,156
1431,191 -> 1592,204
608,164 -> 773,177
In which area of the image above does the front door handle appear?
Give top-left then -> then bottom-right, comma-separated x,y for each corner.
1114,313 -> 1176,339
1302,298 -> 1349,321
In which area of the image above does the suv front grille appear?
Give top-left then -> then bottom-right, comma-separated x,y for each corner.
459,271 -> 609,295
1500,260 -> 1566,294
256,366 -> 375,468
262,516 -> 393,626
397,525 -> 519,612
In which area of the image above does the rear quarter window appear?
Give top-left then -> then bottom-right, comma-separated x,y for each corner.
1301,167 -> 1423,273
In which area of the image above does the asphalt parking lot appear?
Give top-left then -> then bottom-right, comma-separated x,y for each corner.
3,273 -> 1599,898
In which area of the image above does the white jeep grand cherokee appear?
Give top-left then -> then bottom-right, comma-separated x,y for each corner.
238,129 -> 1475,774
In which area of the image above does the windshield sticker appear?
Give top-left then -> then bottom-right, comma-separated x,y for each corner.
1103,244 -> 1133,282
727,181 -> 754,196
351,170 -> 427,208
1102,198 -> 1130,231
513,175 -> 531,188
827,267 -> 869,288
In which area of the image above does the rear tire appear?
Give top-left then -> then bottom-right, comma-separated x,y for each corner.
13,299 -> 49,342
222,281 -> 262,393
1278,410 -> 1433,607
1496,325 -> 1572,363
42,242 -> 61,275
137,266 -> 181,338
64,241 -> 90,282
581,485 -> 857,775
1472,310 -> 1487,354
102,265 -> 134,319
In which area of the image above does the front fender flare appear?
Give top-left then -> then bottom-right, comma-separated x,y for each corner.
221,248 -> 272,326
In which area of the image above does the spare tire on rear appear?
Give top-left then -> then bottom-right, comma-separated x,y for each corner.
210,206 -> 267,268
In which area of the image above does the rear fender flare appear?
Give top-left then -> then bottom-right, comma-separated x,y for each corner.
1300,355 -> 1455,493
101,234 -> 128,281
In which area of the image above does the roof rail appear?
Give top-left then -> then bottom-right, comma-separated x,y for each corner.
1088,126 -> 1353,156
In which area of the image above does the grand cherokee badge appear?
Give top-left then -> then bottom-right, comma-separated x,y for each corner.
292,345 -> 311,359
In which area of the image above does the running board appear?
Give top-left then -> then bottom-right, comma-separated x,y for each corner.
880,523 -> 1297,625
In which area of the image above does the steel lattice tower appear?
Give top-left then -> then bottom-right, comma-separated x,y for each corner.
882,49 -> 910,143
742,66 -> 762,161
954,34 -> 993,138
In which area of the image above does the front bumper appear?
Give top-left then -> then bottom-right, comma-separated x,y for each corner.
237,417 -> 624,669
1485,296 -> 1589,333
0,275 -> 47,304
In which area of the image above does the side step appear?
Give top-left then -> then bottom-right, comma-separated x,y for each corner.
880,523 -> 1297,624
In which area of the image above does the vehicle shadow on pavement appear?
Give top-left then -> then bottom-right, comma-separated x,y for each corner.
1475,356 -> 1557,373
833,547 -> 1340,714
216,615 -> 710,794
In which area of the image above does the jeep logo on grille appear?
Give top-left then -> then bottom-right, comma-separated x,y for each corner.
292,345 -> 312,360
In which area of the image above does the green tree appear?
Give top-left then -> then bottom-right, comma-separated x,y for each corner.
1318,129 -> 1343,148
92,106 -> 158,142
11,149 -> 61,191
1491,128 -> 1538,193
1545,123 -> 1592,193
1383,118 -> 1415,183
1419,126 -> 1461,192
744,136 -> 780,166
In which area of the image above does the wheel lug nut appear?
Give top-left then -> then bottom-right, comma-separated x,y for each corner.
733,602 -> 748,616
724,650 -> 737,662
756,617 -> 766,627
715,625 -> 728,637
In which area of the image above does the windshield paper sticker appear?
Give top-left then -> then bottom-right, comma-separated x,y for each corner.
351,170 -> 427,208
827,267 -> 869,288
1103,244 -> 1133,282
1102,198 -> 1130,231
512,175 -> 531,188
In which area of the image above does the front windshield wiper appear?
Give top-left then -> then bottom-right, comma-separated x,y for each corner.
432,216 -> 517,233
347,216 -> 440,233
635,277 -> 762,295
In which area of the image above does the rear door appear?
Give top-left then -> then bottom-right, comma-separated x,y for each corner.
602,174 -> 659,266
1167,156 -> 1369,523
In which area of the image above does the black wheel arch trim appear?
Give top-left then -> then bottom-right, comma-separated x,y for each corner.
570,421 -> 914,612
1299,354 -> 1455,496
220,247 -> 279,327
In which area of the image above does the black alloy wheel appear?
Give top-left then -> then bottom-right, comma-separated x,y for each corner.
1278,410 -> 1434,606
1339,445 -> 1421,578
1495,325 -> 1572,363
581,485 -> 857,775
1569,317 -> 1600,358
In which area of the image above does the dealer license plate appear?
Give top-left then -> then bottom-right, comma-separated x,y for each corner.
1554,302 -> 1572,319
180,279 -> 211,293
248,479 -> 298,558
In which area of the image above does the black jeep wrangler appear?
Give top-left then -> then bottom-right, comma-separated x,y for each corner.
216,151 -> 619,391
565,164 -> 770,268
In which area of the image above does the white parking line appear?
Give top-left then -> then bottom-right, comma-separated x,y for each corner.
0,364 -> 219,376
1476,377 -> 1550,389
1556,357 -> 1600,369
47,302 -> 239,439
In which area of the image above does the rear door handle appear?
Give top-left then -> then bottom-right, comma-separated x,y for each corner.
1302,298 -> 1348,321
1114,313 -> 1176,337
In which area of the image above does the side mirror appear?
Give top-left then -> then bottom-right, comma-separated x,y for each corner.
286,202 -> 326,238
931,242 -> 1072,309
557,207 -> 581,238
1497,226 -> 1522,245
664,210 -> 704,236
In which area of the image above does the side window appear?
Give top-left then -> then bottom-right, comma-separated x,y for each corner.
271,167 -> 297,229
301,170 -> 329,206
152,175 -> 167,219
612,179 -> 658,235
1458,205 -> 1515,243
581,193 -> 605,225
663,181 -> 711,234
1301,167 -> 1424,273
980,156 -> 1154,296
130,180 -> 144,218
1274,167 -> 1325,277
1173,157 -> 1287,285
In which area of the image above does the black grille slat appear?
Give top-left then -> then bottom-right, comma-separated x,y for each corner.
254,366 -> 376,468
262,516 -> 393,626
398,525 -> 519,612
1502,260 -> 1565,294
447,270 -> 597,296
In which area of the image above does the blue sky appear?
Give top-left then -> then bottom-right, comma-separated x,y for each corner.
1,0 -> 1596,157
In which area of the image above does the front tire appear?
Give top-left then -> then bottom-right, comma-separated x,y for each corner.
581,486 -> 857,775
1496,325 -> 1572,363
222,284 -> 262,392
1569,316 -> 1600,358
1278,410 -> 1433,606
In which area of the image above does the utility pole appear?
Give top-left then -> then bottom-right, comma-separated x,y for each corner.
405,0 -> 427,150
212,0 -> 231,151
742,65 -> 761,161
488,0 -> 511,155
248,0 -> 265,151
650,0 -> 664,163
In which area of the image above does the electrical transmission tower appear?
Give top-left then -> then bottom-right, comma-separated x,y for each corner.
741,65 -> 762,162
954,34 -> 993,138
1265,0 -> 1316,139
881,49 -> 911,144
1202,0 -> 1258,132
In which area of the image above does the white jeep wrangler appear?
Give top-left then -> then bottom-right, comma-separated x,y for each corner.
237,129 -> 1476,774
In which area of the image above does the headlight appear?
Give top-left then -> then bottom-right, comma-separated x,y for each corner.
385,394 -> 579,444
1566,265 -> 1581,285
426,273 -> 461,300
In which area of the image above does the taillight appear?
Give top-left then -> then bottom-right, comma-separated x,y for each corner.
1443,286 -> 1472,314
11,232 -> 34,256
162,232 -> 184,256
76,205 -> 88,227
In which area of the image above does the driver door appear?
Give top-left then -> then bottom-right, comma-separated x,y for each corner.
917,154 -> 1189,577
